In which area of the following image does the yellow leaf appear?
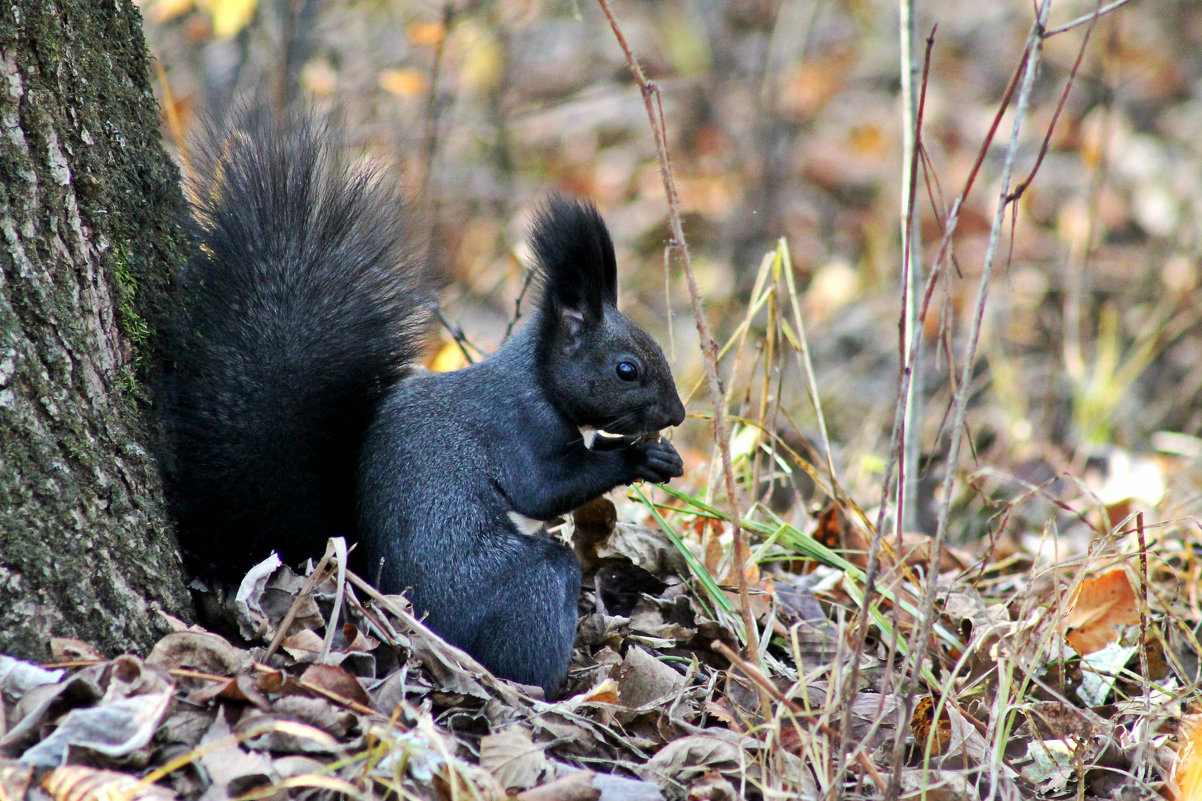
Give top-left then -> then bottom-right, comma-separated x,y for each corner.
43,765 -> 171,801
580,677 -> 619,704
379,68 -> 427,98
910,696 -> 952,755
458,23 -> 504,94
209,0 -> 256,38
407,20 -> 446,47
429,340 -> 468,373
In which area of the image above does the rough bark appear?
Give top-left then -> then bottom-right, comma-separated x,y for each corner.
0,0 -> 191,660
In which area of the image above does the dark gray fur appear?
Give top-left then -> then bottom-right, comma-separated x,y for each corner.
166,112 -> 685,696
163,109 -> 432,578
360,197 -> 685,694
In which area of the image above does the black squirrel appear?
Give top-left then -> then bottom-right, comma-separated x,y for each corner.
162,109 -> 686,694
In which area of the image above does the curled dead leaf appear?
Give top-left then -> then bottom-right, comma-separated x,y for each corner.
580,677 -> 620,705
1174,718 -> 1202,801
1064,569 -> 1141,655
910,696 -> 952,756
300,663 -> 372,708
42,765 -> 173,801
480,725 -> 548,791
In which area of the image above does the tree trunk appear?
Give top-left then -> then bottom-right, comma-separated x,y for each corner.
0,0 -> 191,660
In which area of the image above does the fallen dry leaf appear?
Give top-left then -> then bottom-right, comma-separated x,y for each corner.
16,656 -> 174,768
299,663 -> 371,708
146,630 -> 252,677
910,696 -> 953,756
195,706 -> 274,798
580,677 -> 620,705
1174,718 -> 1202,801
514,771 -> 600,801
42,764 -> 174,801
614,646 -> 686,709
480,724 -> 548,791
1064,569 -> 1141,655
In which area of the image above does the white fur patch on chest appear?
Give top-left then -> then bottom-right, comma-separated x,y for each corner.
507,510 -> 546,536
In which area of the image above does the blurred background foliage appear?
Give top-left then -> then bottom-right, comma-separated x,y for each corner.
139,0 -> 1202,534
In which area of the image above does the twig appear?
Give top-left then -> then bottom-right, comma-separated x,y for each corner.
915,0 -> 1055,691
1046,0 -> 1132,36
1136,512 -> 1150,712
884,20 -> 937,795
834,25 -> 935,801
713,640 -> 888,795
264,544 -> 336,662
897,0 -> 925,542
594,0 -> 764,691
1010,1 -> 1103,202
417,3 -> 454,218
924,40 -> 1029,276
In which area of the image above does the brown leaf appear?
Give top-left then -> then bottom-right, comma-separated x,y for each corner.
184,674 -> 238,706
300,663 -> 371,707
146,631 -> 251,677
703,700 -> 744,734
642,733 -> 749,785
813,503 -> 844,550
197,706 -> 274,797
613,646 -> 686,709
254,665 -> 295,695
232,673 -> 273,709
1065,569 -> 1141,655
49,638 -> 103,662
515,771 -> 600,801
910,696 -> 952,756
480,724 -> 548,791
280,628 -> 324,661
340,623 -> 376,653
42,765 -> 173,801
571,496 -> 619,560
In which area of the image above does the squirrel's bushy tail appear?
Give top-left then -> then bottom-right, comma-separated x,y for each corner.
162,108 -> 432,578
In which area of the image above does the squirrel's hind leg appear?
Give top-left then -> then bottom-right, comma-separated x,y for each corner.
466,537 -> 581,697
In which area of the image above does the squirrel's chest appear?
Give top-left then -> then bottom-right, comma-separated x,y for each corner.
506,510 -> 548,536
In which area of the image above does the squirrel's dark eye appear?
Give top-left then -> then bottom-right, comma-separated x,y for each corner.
615,361 -> 639,382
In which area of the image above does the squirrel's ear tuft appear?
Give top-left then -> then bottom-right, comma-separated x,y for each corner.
529,194 -> 618,319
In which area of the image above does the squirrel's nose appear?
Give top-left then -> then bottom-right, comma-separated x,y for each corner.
664,392 -> 686,428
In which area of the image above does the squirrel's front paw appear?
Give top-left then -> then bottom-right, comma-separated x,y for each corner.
632,437 -> 684,484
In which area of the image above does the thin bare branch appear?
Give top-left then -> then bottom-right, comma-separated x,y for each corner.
1010,2 -> 1103,201
915,0 -> 1056,686
594,0 -> 764,692
1046,0 -> 1132,36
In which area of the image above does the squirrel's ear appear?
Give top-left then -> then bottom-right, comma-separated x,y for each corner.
558,308 -> 586,354
530,194 -> 618,322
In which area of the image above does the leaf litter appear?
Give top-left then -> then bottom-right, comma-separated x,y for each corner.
2,467 -> 1197,800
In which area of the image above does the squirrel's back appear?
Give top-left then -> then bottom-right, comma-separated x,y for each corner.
162,109 -> 432,578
